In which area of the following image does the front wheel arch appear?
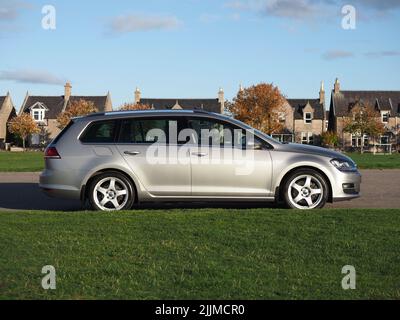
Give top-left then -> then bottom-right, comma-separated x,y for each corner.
277,166 -> 333,204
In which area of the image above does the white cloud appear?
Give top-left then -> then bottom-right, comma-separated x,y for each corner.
107,14 -> 182,34
322,50 -> 354,60
365,51 -> 400,58
0,0 -> 30,21
357,0 -> 400,11
224,0 -> 400,22
0,70 -> 66,85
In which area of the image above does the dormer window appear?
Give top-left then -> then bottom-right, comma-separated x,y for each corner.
381,111 -> 390,123
30,103 -> 48,122
304,112 -> 313,124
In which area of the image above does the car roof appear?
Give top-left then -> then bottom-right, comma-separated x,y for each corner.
75,109 -> 229,122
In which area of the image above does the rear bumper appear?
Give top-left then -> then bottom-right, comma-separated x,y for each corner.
40,170 -> 81,200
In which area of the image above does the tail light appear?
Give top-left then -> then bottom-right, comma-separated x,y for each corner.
45,147 -> 61,159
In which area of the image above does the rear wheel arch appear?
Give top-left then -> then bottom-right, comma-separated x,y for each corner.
83,168 -> 139,205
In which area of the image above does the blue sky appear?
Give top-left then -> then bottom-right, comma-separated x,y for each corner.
1,0 -> 400,110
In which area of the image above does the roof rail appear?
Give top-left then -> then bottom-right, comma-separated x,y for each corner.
193,109 -> 212,114
85,112 -> 106,117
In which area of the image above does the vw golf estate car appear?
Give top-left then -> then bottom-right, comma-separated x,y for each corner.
40,110 -> 361,211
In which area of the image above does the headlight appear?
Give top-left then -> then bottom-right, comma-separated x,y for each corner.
330,158 -> 358,172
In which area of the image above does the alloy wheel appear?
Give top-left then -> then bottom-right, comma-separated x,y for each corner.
287,174 -> 324,210
93,177 -> 129,211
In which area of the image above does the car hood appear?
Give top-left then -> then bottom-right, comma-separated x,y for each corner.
276,143 -> 352,161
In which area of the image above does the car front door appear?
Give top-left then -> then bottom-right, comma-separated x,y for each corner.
116,117 -> 191,197
187,117 -> 273,198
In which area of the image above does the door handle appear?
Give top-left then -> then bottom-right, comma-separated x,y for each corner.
124,151 -> 141,156
191,152 -> 207,157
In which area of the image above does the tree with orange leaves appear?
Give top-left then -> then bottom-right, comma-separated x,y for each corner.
57,99 -> 98,129
119,103 -> 153,111
227,83 -> 286,135
8,113 -> 40,150
343,101 -> 385,153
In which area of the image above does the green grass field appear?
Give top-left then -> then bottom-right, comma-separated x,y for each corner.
0,208 -> 399,300
0,151 -> 399,172
346,153 -> 400,169
0,152 -> 44,172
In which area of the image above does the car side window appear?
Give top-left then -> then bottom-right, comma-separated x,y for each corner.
80,120 -> 117,144
187,117 -> 245,148
118,118 -> 185,144
246,135 -> 270,150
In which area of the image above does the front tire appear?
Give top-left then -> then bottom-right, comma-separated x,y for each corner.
88,172 -> 135,211
283,169 -> 329,210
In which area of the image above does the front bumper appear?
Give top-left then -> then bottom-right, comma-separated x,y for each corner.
331,170 -> 362,202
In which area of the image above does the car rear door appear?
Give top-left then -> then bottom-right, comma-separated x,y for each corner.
116,117 -> 191,197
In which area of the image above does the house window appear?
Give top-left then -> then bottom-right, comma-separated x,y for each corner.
30,104 -> 47,122
272,134 -> 294,144
301,132 -> 314,145
304,112 -> 313,124
32,110 -> 45,121
381,112 -> 390,123
351,134 -> 369,147
380,136 -> 389,145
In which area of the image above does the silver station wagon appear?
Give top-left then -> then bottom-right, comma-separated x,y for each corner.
40,110 -> 361,211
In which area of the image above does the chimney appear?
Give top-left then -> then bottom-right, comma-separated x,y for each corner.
134,87 -> 141,104
239,84 -> 244,92
64,82 -> 72,100
319,81 -> 325,105
334,78 -> 340,94
218,87 -> 225,114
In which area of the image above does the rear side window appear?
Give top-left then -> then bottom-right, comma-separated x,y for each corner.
80,120 -> 117,144
118,118 -> 184,144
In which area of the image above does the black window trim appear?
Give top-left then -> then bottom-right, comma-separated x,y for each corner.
115,116 -> 189,146
79,119 -> 119,145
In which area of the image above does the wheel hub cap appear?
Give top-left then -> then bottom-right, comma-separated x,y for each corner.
107,190 -> 116,199
301,188 -> 310,197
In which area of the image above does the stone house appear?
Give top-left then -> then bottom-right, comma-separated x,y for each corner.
328,78 -> 400,152
272,82 -> 326,145
133,87 -> 225,114
0,92 -> 16,149
19,83 -> 112,146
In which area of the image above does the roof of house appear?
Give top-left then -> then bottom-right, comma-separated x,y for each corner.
140,98 -> 221,113
332,91 -> 400,117
21,95 -> 110,119
22,96 -> 65,119
0,96 -> 6,109
68,96 -> 109,112
287,99 -> 325,120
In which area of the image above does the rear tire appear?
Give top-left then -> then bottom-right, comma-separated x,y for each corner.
283,169 -> 329,210
88,172 -> 135,211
